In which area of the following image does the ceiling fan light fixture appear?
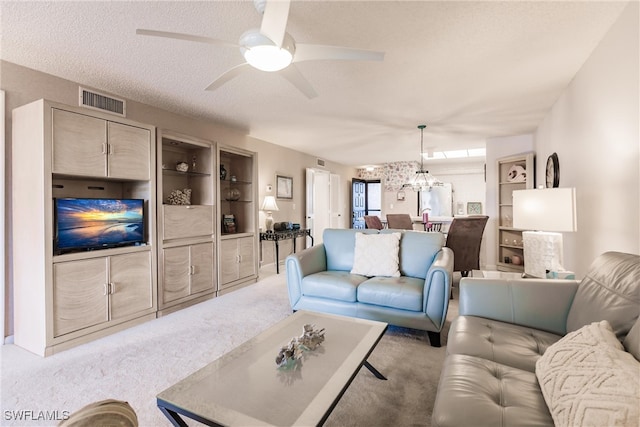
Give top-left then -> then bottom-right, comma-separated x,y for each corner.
240,29 -> 295,72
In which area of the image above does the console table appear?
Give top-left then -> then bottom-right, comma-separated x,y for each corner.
260,229 -> 313,274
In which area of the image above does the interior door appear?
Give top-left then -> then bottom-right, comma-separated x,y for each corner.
306,168 -> 331,244
330,173 -> 342,228
352,179 -> 366,229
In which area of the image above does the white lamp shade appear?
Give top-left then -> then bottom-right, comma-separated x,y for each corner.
513,188 -> 577,232
261,195 -> 279,212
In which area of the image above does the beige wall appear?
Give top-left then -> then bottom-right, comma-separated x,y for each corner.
1,60 -> 356,338
534,2 -> 639,277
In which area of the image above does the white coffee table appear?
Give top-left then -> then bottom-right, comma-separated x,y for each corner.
157,310 -> 388,426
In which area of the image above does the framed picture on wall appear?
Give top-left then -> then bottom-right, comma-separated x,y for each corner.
276,175 -> 293,199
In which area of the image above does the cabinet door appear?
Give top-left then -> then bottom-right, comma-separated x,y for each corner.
53,258 -> 109,337
237,237 -> 256,280
190,243 -> 215,294
162,246 -> 190,303
52,109 -> 107,176
109,252 -> 153,320
219,239 -> 239,285
107,122 -> 151,180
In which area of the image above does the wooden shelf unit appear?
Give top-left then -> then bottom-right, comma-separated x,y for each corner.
496,152 -> 535,272
157,130 -> 217,315
217,146 -> 258,294
12,99 -> 157,356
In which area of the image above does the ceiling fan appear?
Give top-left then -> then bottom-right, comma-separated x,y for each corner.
136,0 -> 384,99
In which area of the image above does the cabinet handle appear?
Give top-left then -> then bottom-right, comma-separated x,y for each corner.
103,283 -> 108,296
109,282 -> 115,294
189,265 -> 195,275
101,143 -> 107,154
108,143 -> 114,155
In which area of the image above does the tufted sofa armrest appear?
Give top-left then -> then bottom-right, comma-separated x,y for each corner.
285,244 -> 327,307
424,247 -> 454,332
459,278 -> 579,335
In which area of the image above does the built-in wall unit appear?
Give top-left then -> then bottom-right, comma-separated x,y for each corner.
496,152 -> 535,272
157,130 -> 216,315
11,99 -> 157,356
217,145 -> 258,295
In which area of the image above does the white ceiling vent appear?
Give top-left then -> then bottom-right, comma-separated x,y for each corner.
316,158 -> 326,167
79,87 -> 126,117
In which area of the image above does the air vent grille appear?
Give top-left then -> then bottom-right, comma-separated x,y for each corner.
79,87 -> 126,117
316,158 -> 326,167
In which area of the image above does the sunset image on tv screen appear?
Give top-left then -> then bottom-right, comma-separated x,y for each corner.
56,198 -> 144,251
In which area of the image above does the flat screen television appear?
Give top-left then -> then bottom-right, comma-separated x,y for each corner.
54,198 -> 145,254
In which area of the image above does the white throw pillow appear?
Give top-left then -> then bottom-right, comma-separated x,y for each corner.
350,232 -> 401,277
536,320 -> 640,427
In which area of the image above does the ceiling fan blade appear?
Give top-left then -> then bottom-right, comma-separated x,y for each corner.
279,65 -> 318,99
136,29 -> 237,48
205,63 -> 252,91
294,44 -> 385,63
260,0 -> 291,47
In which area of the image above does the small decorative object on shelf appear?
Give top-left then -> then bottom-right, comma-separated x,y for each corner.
225,188 -> 241,201
506,164 -> 526,182
220,164 -> 227,180
167,188 -> 192,205
223,214 -> 236,233
191,155 -> 197,172
230,175 -> 237,182
511,255 -> 523,265
275,324 -> 326,368
176,161 -> 189,172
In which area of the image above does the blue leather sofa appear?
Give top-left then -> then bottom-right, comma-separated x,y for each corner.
285,228 -> 453,346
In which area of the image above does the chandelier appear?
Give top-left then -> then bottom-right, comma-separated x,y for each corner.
404,124 -> 442,191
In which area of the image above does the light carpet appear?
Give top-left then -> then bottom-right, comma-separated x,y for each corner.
1,267 -> 459,427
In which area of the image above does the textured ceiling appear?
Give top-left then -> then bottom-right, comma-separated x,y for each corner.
0,1 -> 628,166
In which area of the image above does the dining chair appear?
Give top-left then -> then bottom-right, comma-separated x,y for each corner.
364,215 -> 384,230
444,216 -> 489,277
386,214 -> 414,230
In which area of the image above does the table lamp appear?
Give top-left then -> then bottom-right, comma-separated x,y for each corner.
513,188 -> 577,278
261,196 -> 279,232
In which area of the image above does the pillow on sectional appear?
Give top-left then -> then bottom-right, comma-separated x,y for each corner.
536,320 -> 640,427
350,232 -> 401,277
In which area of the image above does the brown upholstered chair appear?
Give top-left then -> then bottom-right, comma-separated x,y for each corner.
364,215 -> 384,230
386,214 -> 414,230
445,215 -> 489,277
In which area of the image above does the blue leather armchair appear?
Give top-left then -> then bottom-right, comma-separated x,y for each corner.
285,228 -> 453,346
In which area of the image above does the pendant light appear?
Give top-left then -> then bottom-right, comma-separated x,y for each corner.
404,124 -> 442,191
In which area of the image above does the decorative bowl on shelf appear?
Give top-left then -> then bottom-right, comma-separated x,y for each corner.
225,188 -> 241,201
176,162 -> 189,172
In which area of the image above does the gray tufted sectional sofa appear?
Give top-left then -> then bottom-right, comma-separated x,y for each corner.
432,251 -> 640,426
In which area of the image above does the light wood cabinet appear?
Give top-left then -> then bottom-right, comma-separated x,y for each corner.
12,99 -> 157,356
52,108 -> 150,180
496,152 -> 535,272
157,130 -> 216,314
219,236 -> 256,291
53,252 -> 153,337
217,146 -> 258,294
161,243 -> 214,304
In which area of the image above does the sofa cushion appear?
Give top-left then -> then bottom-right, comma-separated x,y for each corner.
536,320 -> 640,427
381,229 -> 444,279
322,228 -> 379,271
431,354 -> 554,427
566,252 -> 640,340
301,271 -> 368,302
447,316 -> 562,372
350,232 -> 401,277
357,276 -> 424,311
